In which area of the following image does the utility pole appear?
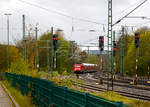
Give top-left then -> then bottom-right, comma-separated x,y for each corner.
4,13 -> 12,70
120,27 -> 124,76
22,15 -> 27,62
51,27 -> 54,72
35,27 -> 39,71
47,41 -> 50,71
107,0 -> 113,91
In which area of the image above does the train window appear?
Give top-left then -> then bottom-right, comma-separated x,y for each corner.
75,65 -> 81,67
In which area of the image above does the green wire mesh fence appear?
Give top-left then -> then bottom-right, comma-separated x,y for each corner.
4,72 -> 124,107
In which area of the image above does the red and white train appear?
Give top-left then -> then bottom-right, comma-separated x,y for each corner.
74,63 -> 98,74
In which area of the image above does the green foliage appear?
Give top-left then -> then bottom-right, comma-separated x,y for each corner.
0,45 -> 20,72
38,71 -> 84,88
16,35 -> 36,69
3,80 -> 35,107
116,28 -> 150,76
9,56 -> 42,77
10,57 -> 29,74
90,91 -> 150,107
124,37 -> 136,76
62,71 -> 67,76
86,54 -> 97,64
38,31 -> 72,73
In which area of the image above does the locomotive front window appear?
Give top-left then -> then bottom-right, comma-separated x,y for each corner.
75,65 -> 81,67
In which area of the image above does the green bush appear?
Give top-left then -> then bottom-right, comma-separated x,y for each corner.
10,57 -> 29,74
3,81 -> 35,107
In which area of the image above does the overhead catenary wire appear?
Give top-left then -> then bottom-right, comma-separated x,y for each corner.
5,0 -> 149,46
113,0 -> 148,26
11,0 -> 146,34
113,0 -> 143,18
18,0 -> 105,25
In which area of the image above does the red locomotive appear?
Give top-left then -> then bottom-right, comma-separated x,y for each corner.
74,63 -> 98,74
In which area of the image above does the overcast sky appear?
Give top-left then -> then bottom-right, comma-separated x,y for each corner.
0,0 -> 150,50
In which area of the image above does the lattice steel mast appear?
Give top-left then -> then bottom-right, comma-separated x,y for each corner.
107,0 -> 113,90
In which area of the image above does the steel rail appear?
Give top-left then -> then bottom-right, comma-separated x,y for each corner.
77,82 -> 150,101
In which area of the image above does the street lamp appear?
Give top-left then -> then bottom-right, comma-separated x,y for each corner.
4,13 -> 12,70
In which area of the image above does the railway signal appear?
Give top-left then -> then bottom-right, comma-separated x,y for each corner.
135,32 -> 139,48
113,42 -> 117,56
98,36 -> 104,85
52,34 -> 58,51
99,36 -> 104,51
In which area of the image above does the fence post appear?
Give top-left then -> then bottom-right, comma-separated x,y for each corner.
63,87 -> 67,107
85,92 -> 89,107
49,82 -> 54,107
116,101 -> 123,107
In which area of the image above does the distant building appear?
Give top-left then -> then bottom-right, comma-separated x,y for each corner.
84,50 -> 108,55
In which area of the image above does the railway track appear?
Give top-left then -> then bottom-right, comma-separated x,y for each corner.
85,77 -> 150,91
77,82 -> 150,101
79,74 -> 150,92
93,73 -> 150,86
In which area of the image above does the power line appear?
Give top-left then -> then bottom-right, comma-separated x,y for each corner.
114,0 -> 143,17
113,0 -> 148,26
11,1 -> 146,33
18,0 -> 105,25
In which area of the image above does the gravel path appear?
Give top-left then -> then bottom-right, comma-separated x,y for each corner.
0,85 -> 12,107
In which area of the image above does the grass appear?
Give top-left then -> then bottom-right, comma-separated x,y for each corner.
3,80 -> 35,107
65,79 -> 150,107
88,91 -> 150,107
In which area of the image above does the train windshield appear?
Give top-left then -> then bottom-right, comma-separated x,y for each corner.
75,65 -> 81,67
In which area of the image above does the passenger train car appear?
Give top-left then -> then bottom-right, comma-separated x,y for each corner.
74,63 -> 98,74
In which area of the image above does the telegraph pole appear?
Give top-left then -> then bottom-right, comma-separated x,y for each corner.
120,27 -> 124,76
22,14 -> 27,62
35,27 -> 39,71
51,27 -> 54,72
4,13 -> 12,70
